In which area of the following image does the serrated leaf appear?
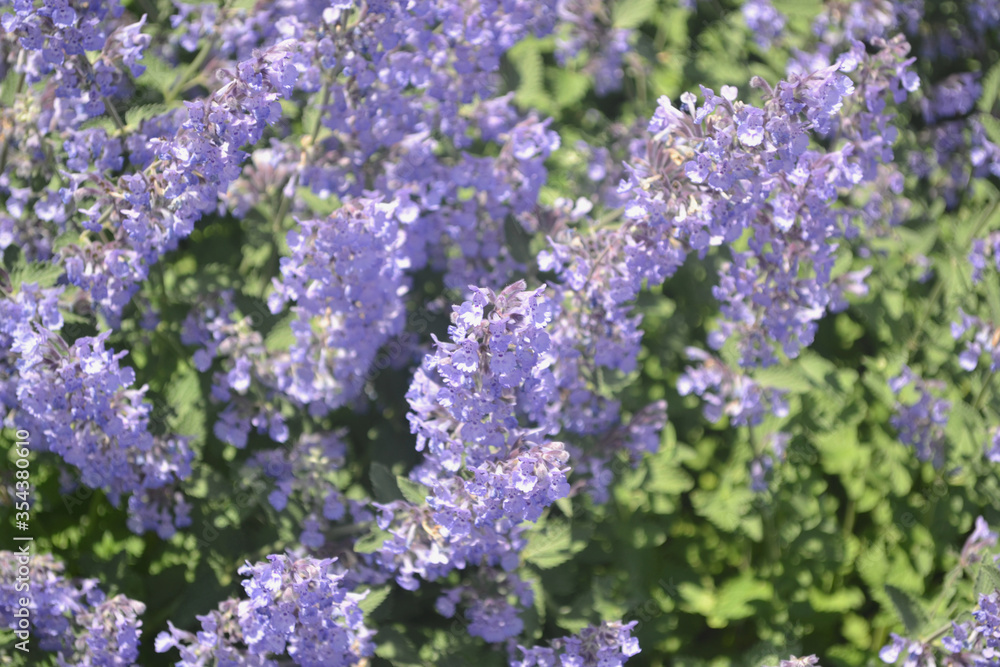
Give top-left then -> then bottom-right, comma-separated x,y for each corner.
552,69 -> 590,106
136,52 -> 179,96
771,0 -> 822,18
690,483 -> 754,532
396,476 -> 430,506
354,527 -> 392,554
884,584 -> 929,635
974,558 -> 1000,598
369,462 -> 403,503
710,574 -> 773,624
125,103 -> 170,129
526,572 -> 546,625
523,519 -> 583,569
78,116 -> 118,133
882,290 -> 905,320
554,496 -> 573,518
1,71 -> 21,106
613,0 -> 656,28
357,585 -> 391,616
753,365 -> 813,393
507,39 -> 547,108
10,261 -> 64,291
645,449 -> 695,496
719,336 -> 741,370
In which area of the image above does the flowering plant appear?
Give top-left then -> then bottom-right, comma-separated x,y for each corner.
2,0 -> 1000,665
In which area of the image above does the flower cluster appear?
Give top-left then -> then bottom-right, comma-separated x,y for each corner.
155,555 -> 374,666
888,365 -> 950,468
511,620 -> 641,667
624,35 -> 917,370
371,487 -> 527,592
13,0 -> 989,662
436,570 -> 534,643
3,286 -> 192,536
0,551 -> 145,665
245,430 -> 350,550
677,347 -> 788,427
971,231 -> 1000,285
0,0 -> 146,124
267,198 -> 409,414
811,0 -> 1000,210
63,37 -> 307,322
876,520 -> 1000,667
406,281 -> 557,476
554,0 -> 634,95
536,226 -> 668,502
952,308 -> 1000,374
742,0 -> 786,49
373,282 -> 569,594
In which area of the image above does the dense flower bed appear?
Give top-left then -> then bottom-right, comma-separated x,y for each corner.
1,0 -> 1000,665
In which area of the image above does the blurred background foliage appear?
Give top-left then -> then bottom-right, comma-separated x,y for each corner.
3,0 -> 1000,665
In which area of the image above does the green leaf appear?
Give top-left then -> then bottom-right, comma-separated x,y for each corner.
709,574 -> 773,626
10,261 -> 64,291
507,39 -> 547,108
357,585 -> 391,616
354,528 -> 392,554
296,186 -> 341,218
753,364 -> 813,393
613,0 -> 657,28
264,314 -> 295,353
125,103 -> 170,129
808,586 -> 865,613
136,52 -> 178,96
974,558 -> 1000,598
980,62 -> 1000,113
373,626 -> 423,666
552,70 -> 590,107
881,290 -> 906,320
982,114 -> 1000,147
797,352 -> 838,387
369,462 -> 403,503
396,476 -> 430,506
690,483 -> 754,532
645,448 -> 695,496
884,584 -> 929,635
165,365 -> 204,437
522,519 -> 584,569
1,71 -> 22,106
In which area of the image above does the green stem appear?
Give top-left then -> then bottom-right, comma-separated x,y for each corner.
104,96 -> 127,132
165,36 -> 217,104
0,70 -> 27,176
919,617 -> 959,645
973,367 -> 997,411
842,498 -> 855,537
